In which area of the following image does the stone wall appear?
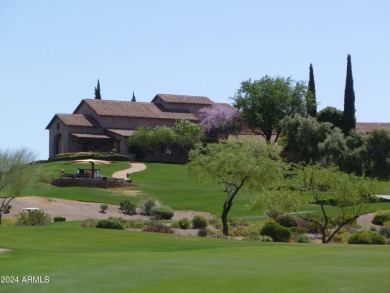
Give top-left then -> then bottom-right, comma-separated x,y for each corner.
51,178 -> 133,188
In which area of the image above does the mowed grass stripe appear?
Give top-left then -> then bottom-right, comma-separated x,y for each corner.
1,223 -> 389,293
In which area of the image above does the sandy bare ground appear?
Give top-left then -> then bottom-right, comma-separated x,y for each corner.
356,213 -> 377,230
3,196 -> 213,222
112,162 -> 147,179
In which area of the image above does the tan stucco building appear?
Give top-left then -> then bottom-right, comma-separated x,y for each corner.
46,94 -> 213,158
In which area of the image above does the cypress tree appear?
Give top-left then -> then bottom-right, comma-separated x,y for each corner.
342,55 -> 356,135
94,79 -> 102,100
131,91 -> 136,102
306,63 -> 317,117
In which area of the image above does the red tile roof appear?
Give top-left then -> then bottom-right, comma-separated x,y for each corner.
356,123 -> 390,133
152,94 -> 213,105
70,133 -> 112,139
106,129 -> 136,137
45,114 -> 100,129
78,99 -> 198,121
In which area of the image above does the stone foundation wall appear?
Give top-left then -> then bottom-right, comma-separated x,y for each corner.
51,178 -> 133,188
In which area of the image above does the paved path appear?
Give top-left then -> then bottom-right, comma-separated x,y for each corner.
112,162 -> 147,179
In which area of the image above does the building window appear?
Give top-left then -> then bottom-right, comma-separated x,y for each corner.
56,123 -> 60,130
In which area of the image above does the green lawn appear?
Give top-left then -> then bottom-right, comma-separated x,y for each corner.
20,161 -> 390,219
0,222 -> 389,293
2,162 -> 390,292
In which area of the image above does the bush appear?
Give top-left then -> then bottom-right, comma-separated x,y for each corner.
198,228 -> 209,237
372,210 -> 390,225
348,231 -> 386,245
276,214 -> 297,227
209,218 -> 222,229
120,200 -> 137,215
151,205 -> 174,220
53,216 -> 66,222
192,215 -> 208,229
16,210 -> 52,226
143,223 -> 174,234
100,204 -> 108,213
142,199 -> 158,215
229,224 -> 262,238
296,234 -> 311,243
96,219 -> 124,230
80,219 -> 97,228
228,217 -> 250,227
177,217 -> 191,229
379,223 -> 390,238
124,220 -> 150,229
260,222 -> 291,242
296,217 -> 322,233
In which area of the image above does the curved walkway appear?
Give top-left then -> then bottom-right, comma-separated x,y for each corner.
112,162 -> 147,179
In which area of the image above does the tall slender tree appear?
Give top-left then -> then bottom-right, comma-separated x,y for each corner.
306,63 -> 317,117
131,91 -> 136,102
342,55 -> 356,135
94,79 -> 102,100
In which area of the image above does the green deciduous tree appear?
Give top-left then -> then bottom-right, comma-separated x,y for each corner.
128,120 -> 204,161
233,76 -> 306,142
306,64 -> 317,117
317,106 -> 343,129
342,55 -> 356,135
0,148 -> 36,225
253,165 -> 374,243
366,129 -> 390,180
280,115 -> 332,163
188,140 -> 281,235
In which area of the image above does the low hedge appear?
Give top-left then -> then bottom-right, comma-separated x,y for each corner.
48,152 -> 128,162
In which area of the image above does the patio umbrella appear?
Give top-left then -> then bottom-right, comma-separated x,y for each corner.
68,159 -> 111,179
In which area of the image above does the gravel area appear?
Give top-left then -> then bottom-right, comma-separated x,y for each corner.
3,196 -> 213,222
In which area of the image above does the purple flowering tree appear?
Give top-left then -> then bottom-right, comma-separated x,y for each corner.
199,104 -> 242,140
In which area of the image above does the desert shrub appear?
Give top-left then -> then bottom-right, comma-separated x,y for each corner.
198,228 -> 209,237
142,199 -> 159,215
177,217 -> 191,229
151,205 -> 174,220
372,210 -> 390,225
100,204 -> 108,213
209,218 -> 222,229
296,234 -> 311,243
1,218 -> 16,226
331,228 -> 351,244
276,214 -> 297,227
16,210 -> 52,226
295,217 -> 322,233
260,222 -> 291,242
96,219 -> 124,230
53,216 -> 66,222
80,219 -> 97,228
143,223 -> 174,234
258,235 -> 273,242
379,223 -> 390,238
120,200 -> 137,215
229,224 -> 262,238
228,217 -> 250,227
4,204 -> 12,213
192,215 -> 208,229
348,230 -> 386,245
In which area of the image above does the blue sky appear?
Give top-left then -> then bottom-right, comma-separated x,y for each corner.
1,0 -> 389,160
